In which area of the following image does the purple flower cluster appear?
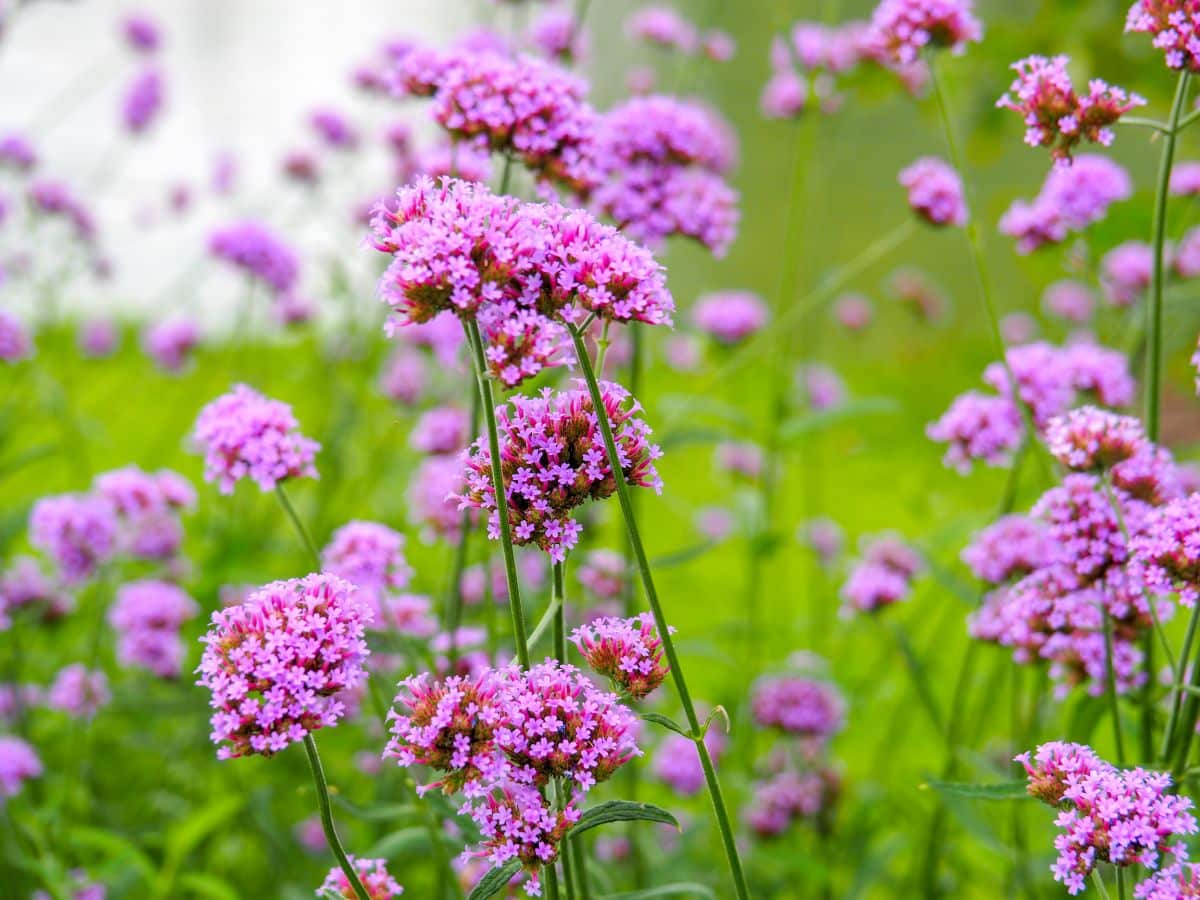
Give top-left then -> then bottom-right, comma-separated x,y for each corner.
746,767 -> 840,837
866,0 -> 982,64
841,533 -> 924,615
410,405 -> 469,455
1102,241 -> 1155,306
898,157 -> 967,227
0,736 -> 42,797
28,179 -> 96,243
197,574 -> 371,759
652,728 -> 726,796
0,132 -> 37,172
192,384 -> 320,494
576,549 -> 627,601
321,520 -> 413,622
625,6 -> 698,53
208,221 -> 300,296
926,391 -> 1023,473
386,660 -> 639,894
46,664 -> 110,718
999,155 -> 1132,253
29,493 -> 118,585
0,310 -> 32,363
121,12 -> 162,54
121,66 -> 164,134
1018,742 -> 1197,894
962,514 -> 1050,585
1172,161 -> 1200,196
1130,492 -> 1200,606
691,291 -> 768,343
109,580 -> 198,678
799,517 -> 845,567
309,108 -> 360,151
456,382 -> 662,562
0,557 -> 70,628
1126,1 -> 1200,71
569,613 -> 670,700
94,465 -> 195,562
318,857 -> 403,899
1045,406 -> 1147,472
585,95 -> 740,255
997,55 -> 1145,163
1042,280 -> 1094,324
1136,864 -> 1200,899
751,675 -> 845,747
142,318 -> 201,373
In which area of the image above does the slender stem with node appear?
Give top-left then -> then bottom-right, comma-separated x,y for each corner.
303,734 -> 371,900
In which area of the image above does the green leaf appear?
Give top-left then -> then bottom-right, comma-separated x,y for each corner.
570,801 -> 680,837
467,860 -> 523,900
527,595 -> 563,652
780,397 -> 900,442
69,826 -> 155,885
1066,693 -> 1106,744
599,884 -> 716,899
177,872 -> 240,900
367,826 -> 434,858
650,541 -> 718,569
640,712 -> 691,738
153,796 -> 244,898
922,779 -> 1030,801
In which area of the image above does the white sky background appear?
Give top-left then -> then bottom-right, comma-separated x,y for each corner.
0,0 -> 502,328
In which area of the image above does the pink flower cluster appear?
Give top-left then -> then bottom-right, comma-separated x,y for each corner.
746,767 -> 840,837
691,291 -> 768,343
0,556 -> 70,626
751,675 -> 845,746
0,310 -> 32,363
0,736 -> 42,797
898,157 -> 967,227
1043,280 -> 1094,324
318,857 -> 403,899
961,514 -> 1050,585
46,664 -> 110,718
1018,742 -> 1197,895
1130,492 -> 1200,606
999,154 -> 1132,253
142,318 -> 201,373
386,661 -> 640,894
585,95 -> 740,255
455,382 -> 663,562
569,613 -> 670,700
1102,241 -> 1155,306
109,580 -> 198,678
192,384 -> 320,494
841,533 -> 924,615
122,66 -> 164,134
1045,406 -> 1147,472
197,574 -> 372,759
409,455 -> 469,542
1136,864 -> 1200,899
208,221 -> 299,296
321,520 -> 414,622
576,549 -> 627,601
866,0 -> 982,64
29,493 -> 118,585
94,465 -> 195,562
1126,1 -> 1200,71
997,55 -> 1145,163
652,727 -> 726,796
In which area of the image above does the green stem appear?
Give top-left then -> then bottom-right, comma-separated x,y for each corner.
447,386 -> 483,666
1160,605 -> 1200,765
593,320 -> 612,378
1119,116 -> 1171,134
1116,866 -> 1128,900
302,734 -> 371,900
1146,72 -> 1191,441
566,324 -> 750,900
927,54 -> 1038,444
1091,870 -> 1113,900
553,560 -> 568,662
1103,609 -> 1127,767
463,319 -> 531,668
571,835 -> 591,900
545,861 -> 563,900
275,483 -> 321,569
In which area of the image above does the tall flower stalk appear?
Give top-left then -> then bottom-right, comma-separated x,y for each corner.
566,324 -> 750,900
304,734 -> 372,900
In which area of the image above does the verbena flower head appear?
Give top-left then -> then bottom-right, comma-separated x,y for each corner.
121,66 -> 164,134
309,107 -> 360,151
378,347 -> 428,407
109,579 -> 199,678
29,493 -> 118,585
1175,225 -> 1200,279
751,675 -> 845,744
1102,241 -> 1155,306
1000,155 -> 1132,253
208,221 -> 299,296
79,318 -> 120,357
569,613 -> 670,700
318,857 -> 403,899
746,767 -> 840,837
799,517 -> 845,567
142,318 -> 201,373
529,7 -> 587,63
492,659 -> 641,791
192,384 -> 320,494
1043,280 -> 1094,324
46,664 -> 110,719
1171,161 -> 1200,196
866,0 -> 982,64
27,179 -> 96,242
94,465 -> 195,561
1052,762 -> 1195,893
1126,1 -> 1200,72
997,55 -> 1145,163
414,49 -> 596,191
0,556 -> 70,626
1135,863 -> 1200,898
456,382 -> 663,562
321,521 -> 413,619
1046,406 -> 1148,472
626,6 -> 699,53
587,95 -> 739,255
197,574 -> 371,759
652,727 -> 726,796
1035,474 -> 1136,581
926,390 -> 1023,473
122,12 -> 162,53
0,310 -> 32,363
410,405 -> 469,455
1130,492 -> 1200,606
408,455 -> 468,542
1015,740 -> 1111,805
898,157 -> 967,227
0,736 -> 42,797
962,514 -> 1050,584
0,132 -> 37,173
797,363 -> 847,412
461,781 -> 580,896
691,291 -> 768,343
576,549 -> 627,600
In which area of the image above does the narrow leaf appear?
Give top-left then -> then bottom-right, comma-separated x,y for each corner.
640,713 -> 691,738
570,800 -> 680,837
467,860 -> 523,900
702,706 -> 731,736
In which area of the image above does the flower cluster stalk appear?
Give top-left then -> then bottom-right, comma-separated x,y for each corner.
303,734 -> 372,900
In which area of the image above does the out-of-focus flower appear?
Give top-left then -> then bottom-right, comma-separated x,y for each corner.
1042,280 -> 1094,324
898,156 -> 966,227
1171,161 -> 1200,197
109,579 -> 198,678
309,108 -> 360,151
1126,2 -> 1200,72
30,494 -> 118,585
46,664 -> 110,718
1102,241 -> 1155,306
652,727 -> 725,796
142,318 -> 200,373
121,12 -> 161,54
576,550 -> 628,601
570,613 -> 670,700
0,310 -> 32,363
78,319 -> 120,358
999,155 -> 1132,253
0,736 -> 42,797
691,292 -> 767,343
209,221 -> 300,296
625,6 -> 698,53
121,66 -> 164,134
321,521 -> 413,620
866,0 -> 982,64
797,363 -> 847,411
833,293 -> 873,331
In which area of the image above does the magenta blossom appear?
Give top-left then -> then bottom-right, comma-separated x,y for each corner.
29,494 -> 118,585
318,857 -> 403,899
569,613 -> 670,700
691,291 -> 768,343
898,156 -> 966,227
